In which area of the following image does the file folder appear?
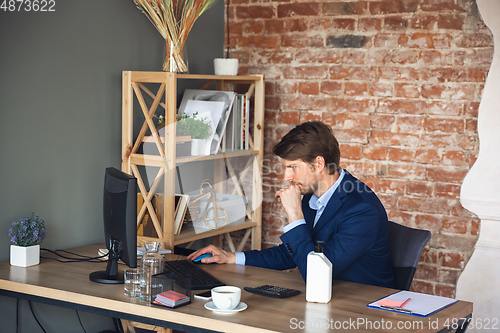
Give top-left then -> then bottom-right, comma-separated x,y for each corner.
368,290 -> 458,317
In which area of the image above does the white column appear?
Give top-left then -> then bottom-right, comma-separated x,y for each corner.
456,0 -> 500,331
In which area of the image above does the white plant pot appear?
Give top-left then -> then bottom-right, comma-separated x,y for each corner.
191,139 -> 207,155
10,244 -> 40,267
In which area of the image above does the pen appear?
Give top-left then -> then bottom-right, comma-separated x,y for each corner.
398,298 -> 411,310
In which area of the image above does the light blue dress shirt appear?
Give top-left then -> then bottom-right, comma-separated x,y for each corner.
235,169 -> 345,265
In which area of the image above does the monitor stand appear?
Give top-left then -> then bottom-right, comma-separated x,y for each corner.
89,239 -> 124,284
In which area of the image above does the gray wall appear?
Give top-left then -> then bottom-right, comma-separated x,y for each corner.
0,0 -> 223,331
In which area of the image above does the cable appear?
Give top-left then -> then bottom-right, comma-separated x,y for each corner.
226,0 -> 230,58
40,248 -> 108,263
28,301 -> 47,333
16,298 -> 19,333
76,310 -> 88,333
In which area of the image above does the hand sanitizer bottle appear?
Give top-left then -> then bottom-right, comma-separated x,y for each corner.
306,241 -> 332,303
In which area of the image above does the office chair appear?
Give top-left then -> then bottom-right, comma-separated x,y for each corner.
387,221 -> 431,291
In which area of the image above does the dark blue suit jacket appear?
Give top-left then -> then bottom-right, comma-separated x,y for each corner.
244,170 -> 395,288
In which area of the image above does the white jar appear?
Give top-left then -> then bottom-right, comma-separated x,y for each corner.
306,242 -> 332,303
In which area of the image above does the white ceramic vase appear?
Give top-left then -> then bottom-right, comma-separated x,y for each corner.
10,244 -> 40,267
191,139 -> 206,155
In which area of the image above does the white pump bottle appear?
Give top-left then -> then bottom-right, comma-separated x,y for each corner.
306,241 -> 332,303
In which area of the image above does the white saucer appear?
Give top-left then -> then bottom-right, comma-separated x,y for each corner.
204,301 -> 247,314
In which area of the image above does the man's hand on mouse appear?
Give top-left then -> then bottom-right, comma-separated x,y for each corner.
187,244 -> 236,264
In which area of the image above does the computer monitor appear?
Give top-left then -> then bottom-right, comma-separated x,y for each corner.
89,167 -> 138,284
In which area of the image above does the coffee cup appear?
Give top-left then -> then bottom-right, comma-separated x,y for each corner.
211,286 -> 241,310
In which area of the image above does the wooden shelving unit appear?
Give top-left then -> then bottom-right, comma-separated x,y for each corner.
121,71 -> 265,252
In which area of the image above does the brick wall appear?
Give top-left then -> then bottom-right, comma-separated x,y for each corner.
227,0 -> 493,297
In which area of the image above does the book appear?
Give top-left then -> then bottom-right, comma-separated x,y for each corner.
174,194 -> 190,235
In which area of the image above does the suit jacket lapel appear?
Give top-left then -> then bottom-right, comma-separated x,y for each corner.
302,193 -> 316,234
311,172 -> 353,237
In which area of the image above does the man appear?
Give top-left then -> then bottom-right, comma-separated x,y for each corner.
188,121 -> 395,288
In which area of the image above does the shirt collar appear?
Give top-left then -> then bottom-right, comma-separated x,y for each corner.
309,168 -> 345,210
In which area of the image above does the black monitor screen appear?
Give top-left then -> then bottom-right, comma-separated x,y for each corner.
89,167 -> 137,284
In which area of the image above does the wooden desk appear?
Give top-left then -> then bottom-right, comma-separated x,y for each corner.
0,244 -> 472,333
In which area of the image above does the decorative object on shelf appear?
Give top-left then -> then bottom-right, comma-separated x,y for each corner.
176,112 -> 213,155
133,0 -> 217,73
188,180 -> 228,231
214,58 -> 239,76
8,213 -> 47,267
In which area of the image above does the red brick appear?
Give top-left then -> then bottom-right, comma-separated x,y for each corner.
455,33 -> 493,48
325,113 -> 370,129
387,210 -> 413,225
358,18 -> 382,31
441,217 -> 468,235
271,50 -> 294,64
264,20 -> 285,34
379,178 -> 406,195
426,101 -> 463,116
398,197 -> 452,215
342,50 -> 368,64
281,95 -> 329,111
369,0 -> 418,14
434,183 -> 460,199
322,2 -> 368,15
296,49 -> 342,64
414,214 -> 442,233
426,167 -> 468,184
415,149 -> 441,165
378,67 -> 429,81
283,65 -> 329,80
394,115 -> 423,132
369,81 -> 392,97
235,5 -> 274,19
406,181 -> 433,197
437,14 -> 465,30
333,128 -> 368,144
408,14 -> 436,29
374,34 -> 400,48
281,34 -> 324,48
345,82 -> 369,96
300,111 -> 322,123
278,111 -> 300,124
442,150 -> 469,168
413,263 -> 438,281
276,81 -> 297,95
331,18 -> 356,31
410,280 -> 434,295
435,284 -> 455,298
421,50 -> 454,66
424,118 -> 464,134
363,146 -> 388,160
326,98 -> 377,113
471,219 -> 479,236
377,99 -> 427,115
384,16 -> 409,31
298,82 -> 320,95
394,83 -> 420,98
339,144 -> 362,160
383,163 -> 426,180
421,0 -> 468,12
388,147 -> 414,162
320,81 -> 343,96
438,268 -> 461,285
243,21 -> 264,34
278,3 -> 320,17
369,131 -> 420,147
370,114 -> 395,130
439,252 -> 465,269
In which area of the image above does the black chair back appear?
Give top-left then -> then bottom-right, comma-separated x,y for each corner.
388,221 -> 431,290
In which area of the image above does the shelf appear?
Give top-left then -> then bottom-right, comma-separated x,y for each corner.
122,72 -> 264,252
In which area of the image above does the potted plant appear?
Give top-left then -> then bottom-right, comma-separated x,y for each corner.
176,112 -> 212,155
8,213 -> 47,267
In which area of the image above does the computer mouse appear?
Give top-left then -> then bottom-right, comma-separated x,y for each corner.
193,253 -> 212,262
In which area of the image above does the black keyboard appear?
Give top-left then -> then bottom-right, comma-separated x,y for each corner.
164,260 -> 225,290
244,285 -> 301,298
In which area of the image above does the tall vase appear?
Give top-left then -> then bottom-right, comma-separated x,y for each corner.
163,41 -> 188,73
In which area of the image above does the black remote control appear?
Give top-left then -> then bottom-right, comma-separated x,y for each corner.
244,285 -> 301,298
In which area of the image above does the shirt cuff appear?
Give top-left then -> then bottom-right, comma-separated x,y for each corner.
235,252 -> 246,265
283,219 -> 306,233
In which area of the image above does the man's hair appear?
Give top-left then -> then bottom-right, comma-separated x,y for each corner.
272,121 -> 340,175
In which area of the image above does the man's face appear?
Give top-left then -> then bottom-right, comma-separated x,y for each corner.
282,159 -> 319,195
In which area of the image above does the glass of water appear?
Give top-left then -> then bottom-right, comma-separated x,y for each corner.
124,268 -> 142,297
